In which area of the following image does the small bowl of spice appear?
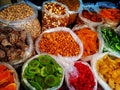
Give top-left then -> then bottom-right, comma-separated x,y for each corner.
35,27 -> 83,62
0,1 -> 41,39
0,26 -> 33,67
91,53 -> 120,90
66,61 -> 97,90
41,1 -> 69,31
22,54 -> 64,90
0,62 -> 20,90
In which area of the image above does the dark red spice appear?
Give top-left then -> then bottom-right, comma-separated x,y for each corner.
69,61 -> 95,90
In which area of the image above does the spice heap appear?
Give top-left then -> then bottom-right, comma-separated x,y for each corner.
23,55 -> 63,90
101,26 -> 120,53
0,3 -> 41,39
100,8 -> 120,26
74,27 -> 99,57
0,64 -> 17,90
96,54 -> 120,90
42,2 -> 69,31
0,27 -> 29,63
69,61 -> 96,90
38,31 -> 80,56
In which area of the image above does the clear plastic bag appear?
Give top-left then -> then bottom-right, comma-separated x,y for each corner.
41,1 -> 69,31
97,25 -> 120,58
0,26 -> 33,68
0,1 -> 41,39
77,3 -> 103,28
72,24 -> 104,61
0,62 -> 20,90
35,27 -> 83,63
21,54 -> 64,90
91,52 -> 120,90
65,61 -> 97,90
97,2 -> 120,27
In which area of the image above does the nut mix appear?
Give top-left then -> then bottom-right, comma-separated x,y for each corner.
0,3 -> 41,39
0,27 -> 31,64
38,31 -> 80,56
42,1 -> 69,31
96,54 -> 120,90
56,0 -> 80,24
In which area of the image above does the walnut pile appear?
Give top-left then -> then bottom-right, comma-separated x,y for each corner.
0,27 -> 29,62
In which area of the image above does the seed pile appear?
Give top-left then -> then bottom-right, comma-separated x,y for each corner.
39,31 -> 80,56
0,3 -> 34,21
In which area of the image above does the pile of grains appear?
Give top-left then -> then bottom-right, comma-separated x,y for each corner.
38,31 -> 80,56
0,3 -> 41,39
0,27 -> 29,63
42,2 -> 69,31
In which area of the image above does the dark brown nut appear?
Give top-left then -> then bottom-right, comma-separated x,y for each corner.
9,33 -> 19,44
1,39 -> 12,47
0,49 -> 5,58
0,34 -> 6,42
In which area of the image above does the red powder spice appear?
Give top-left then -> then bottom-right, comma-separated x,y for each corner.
69,61 -> 95,90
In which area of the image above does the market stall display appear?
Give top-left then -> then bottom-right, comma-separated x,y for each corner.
0,0 -> 119,90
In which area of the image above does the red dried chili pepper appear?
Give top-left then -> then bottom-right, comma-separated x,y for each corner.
69,61 -> 95,90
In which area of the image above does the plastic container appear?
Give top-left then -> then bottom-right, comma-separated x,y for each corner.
91,52 -> 120,90
41,1 -> 69,31
65,61 -> 97,90
0,62 -> 20,90
0,26 -> 33,68
21,54 -> 64,90
35,27 -> 83,62
0,1 -> 41,39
